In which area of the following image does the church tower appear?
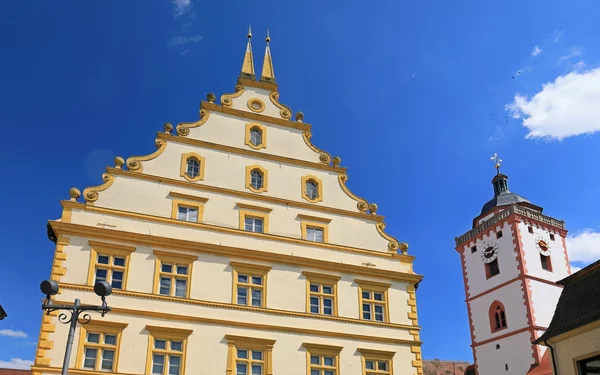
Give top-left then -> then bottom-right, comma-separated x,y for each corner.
455,155 -> 571,375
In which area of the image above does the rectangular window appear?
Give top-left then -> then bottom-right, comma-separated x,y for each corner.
244,216 -> 264,233
76,322 -> 127,372
550,233 -> 555,241
528,226 -> 534,234
300,218 -> 330,244
169,193 -> 207,223
496,230 -> 503,239
577,354 -> 600,374
238,209 -> 270,234
145,326 -> 192,375
306,227 -> 324,242
471,246 -> 477,253
486,258 -> 500,279
88,241 -> 135,290
358,348 -> 395,375
356,279 -> 391,322
153,250 -> 198,299
225,335 -> 275,375
304,343 -> 342,375
231,262 -> 271,308
303,272 -> 340,316
540,254 -> 553,271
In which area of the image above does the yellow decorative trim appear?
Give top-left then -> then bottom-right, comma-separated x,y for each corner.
59,282 -> 419,331
357,348 -> 396,358
237,76 -> 278,92
152,250 -> 197,299
86,240 -> 135,288
221,84 -> 245,107
303,342 -> 344,353
50,235 -> 70,283
31,367 -> 138,375
170,198 -> 204,223
356,279 -> 390,323
301,221 -> 329,243
51,220 -> 423,283
231,261 -> 270,308
245,165 -> 268,193
304,343 -> 341,375
301,175 -> 324,203
75,321 -> 127,371
204,101 -> 306,131
169,191 -> 209,203
247,98 -> 265,113
376,221 -> 402,253
303,271 -> 339,316
125,138 -> 167,173
160,132 -> 342,172
410,345 -> 423,375
338,173 -> 369,212
179,152 -> 206,182
238,209 -> 270,233
82,173 -> 115,205
236,203 -> 272,213
297,214 -> 332,223
175,108 -> 210,136
34,313 -> 57,366
106,167 -> 385,221
144,325 -> 191,375
244,122 -> 267,150
268,91 -> 292,119
302,130 -> 332,165
359,348 -> 395,375
225,335 -> 275,375
61,207 -> 72,223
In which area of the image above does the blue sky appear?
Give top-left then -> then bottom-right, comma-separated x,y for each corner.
1,0 -> 600,369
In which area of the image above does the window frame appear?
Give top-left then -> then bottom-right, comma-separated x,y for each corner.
145,325 -> 192,375
246,98 -> 266,113
575,353 -> 600,375
301,175 -> 324,203
225,335 -> 275,375
302,271 -> 341,316
76,321 -> 128,372
231,261 -> 272,308
245,165 -> 268,193
245,123 -> 267,150
485,258 -> 500,279
238,205 -> 271,234
358,348 -> 395,375
355,279 -> 391,323
303,342 -> 342,375
169,192 -> 208,223
540,253 -> 553,272
180,152 -> 206,182
299,214 -> 331,244
489,300 -> 508,333
153,250 -> 198,299
87,240 -> 136,290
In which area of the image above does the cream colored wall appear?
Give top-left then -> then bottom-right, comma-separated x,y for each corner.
44,297 -> 416,375
138,140 -> 360,212
59,236 -> 413,325
231,87 -> 283,120
92,174 -> 392,253
553,324 -> 600,375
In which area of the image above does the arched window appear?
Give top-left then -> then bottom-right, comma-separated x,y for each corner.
250,127 -> 262,147
186,158 -> 200,178
306,180 -> 318,200
489,301 -> 507,333
250,169 -> 263,190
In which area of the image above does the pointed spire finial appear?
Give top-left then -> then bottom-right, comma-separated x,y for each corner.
490,153 -> 502,174
260,28 -> 275,82
240,25 -> 255,78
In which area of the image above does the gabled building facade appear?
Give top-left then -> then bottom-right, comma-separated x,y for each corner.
32,31 -> 424,375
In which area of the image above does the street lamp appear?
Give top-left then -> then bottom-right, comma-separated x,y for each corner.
40,279 -> 112,375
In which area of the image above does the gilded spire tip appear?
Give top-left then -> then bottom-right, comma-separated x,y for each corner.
240,26 -> 255,78
266,28 -> 270,44
247,25 -> 252,39
490,153 -> 502,174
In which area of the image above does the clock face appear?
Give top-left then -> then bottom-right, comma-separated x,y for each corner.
481,242 -> 499,263
535,236 -> 551,256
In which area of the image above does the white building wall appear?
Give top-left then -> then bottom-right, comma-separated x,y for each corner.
517,222 -> 569,281
475,330 -> 535,375
469,281 -> 528,343
462,221 -> 519,298
528,280 -> 563,328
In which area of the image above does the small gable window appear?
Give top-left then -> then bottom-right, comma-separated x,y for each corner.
186,158 -> 200,178
301,175 -> 323,203
180,153 -> 205,182
251,170 -> 263,190
306,180 -> 318,200
250,128 -> 262,147
489,301 -> 507,333
245,123 -> 267,150
245,165 -> 268,193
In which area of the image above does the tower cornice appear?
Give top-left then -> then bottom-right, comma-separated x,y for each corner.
455,204 -> 566,247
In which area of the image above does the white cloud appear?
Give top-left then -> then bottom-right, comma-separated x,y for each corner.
551,29 -> 564,42
531,46 -> 542,56
566,229 -> 600,263
0,358 -> 34,369
573,60 -> 585,71
169,35 -> 202,46
0,329 -> 27,338
172,0 -> 192,18
558,47 -> 583,64
506,67 -> 600,140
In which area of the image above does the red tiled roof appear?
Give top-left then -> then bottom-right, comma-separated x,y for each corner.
0,369 -> 32,375
527,349 -> 553,375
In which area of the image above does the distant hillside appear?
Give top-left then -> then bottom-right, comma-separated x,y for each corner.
423,359 -> 471,375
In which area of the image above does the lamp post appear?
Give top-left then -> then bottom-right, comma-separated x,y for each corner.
40,279 -> 112,375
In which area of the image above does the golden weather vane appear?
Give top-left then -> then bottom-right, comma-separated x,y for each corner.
490,153 -> 502,174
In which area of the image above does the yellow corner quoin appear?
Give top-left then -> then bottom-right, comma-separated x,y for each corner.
43,34 -> 422,375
